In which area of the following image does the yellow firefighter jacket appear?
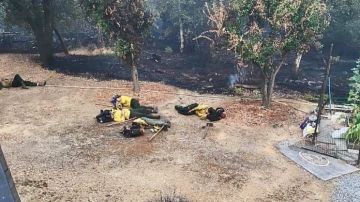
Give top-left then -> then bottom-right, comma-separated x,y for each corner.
117,96 -> 133,108
193,104 -> 209,119
112,108 -> 131,122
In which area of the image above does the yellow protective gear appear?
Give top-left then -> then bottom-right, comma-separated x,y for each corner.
117,95 -> 133,108
303,124 -> 320,138
193,104 -> 209,119
133,118 -> 149,126
112,108 -> 131,123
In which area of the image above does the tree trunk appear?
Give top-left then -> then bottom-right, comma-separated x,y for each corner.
261,78 -> 270,108
30,0 -> 54,66
266,73 -> 277,108
8,0 -> 54,66
33,28 -> 53,66
291,51 -> 303,80
313,43 -> 334,143
131,63 -> 140,93
96,25 -> 105,48
54,28 -> 69,55
261,73 -> 276,108
130,44 -> 140,93
261,56 -> 287,108
179,18 -> 184,53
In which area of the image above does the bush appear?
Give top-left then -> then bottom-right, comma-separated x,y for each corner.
164,46 -> 173,54
348,60 -> 360,105
346,59 -> 360,144
346,107 -> 360,144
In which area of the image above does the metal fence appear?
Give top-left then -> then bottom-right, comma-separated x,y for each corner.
296,112 -> 360,165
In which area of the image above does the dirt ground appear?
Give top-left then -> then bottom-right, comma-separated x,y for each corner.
0,54 -> 334,201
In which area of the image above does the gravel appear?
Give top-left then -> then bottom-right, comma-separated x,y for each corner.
332,172 -> 360,202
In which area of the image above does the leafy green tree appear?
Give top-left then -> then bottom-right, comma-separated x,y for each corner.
1,0 -> 57,65
348,60 -> 360,105
291,0 -> 360,79
204,0 -> 330,108
290,1 -> 329,79
324,0 -> 360,57
345,107 -> 360,145
347,61 -> 360,145
147,0 -> 210,53
0,0 -> 81,64
82,0 -> 152,92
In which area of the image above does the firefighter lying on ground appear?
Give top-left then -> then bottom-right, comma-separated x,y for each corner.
96,106 -> 160,123
175,103 -> 226,122
96,108 -> 169,138
111,95 -> 157,113
0,74 -> 46,90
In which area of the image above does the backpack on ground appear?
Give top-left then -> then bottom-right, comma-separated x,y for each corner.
121,123 -> 144,138
96,110 -> 113,123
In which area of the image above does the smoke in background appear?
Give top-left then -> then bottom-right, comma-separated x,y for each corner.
228,65 -> 249,88
228,74 -> 239,88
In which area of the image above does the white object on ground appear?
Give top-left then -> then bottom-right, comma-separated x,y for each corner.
348,149 -> 360,154
331,127 -> 349,139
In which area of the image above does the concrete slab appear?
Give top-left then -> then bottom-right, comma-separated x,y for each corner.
278,141 -> 359,181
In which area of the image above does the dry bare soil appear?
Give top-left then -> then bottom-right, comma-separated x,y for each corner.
0,54 -> 334,201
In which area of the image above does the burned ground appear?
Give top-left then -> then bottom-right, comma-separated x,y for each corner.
0,53 -> 335,201
46,50 -> 235,95
41,48 -> 356,101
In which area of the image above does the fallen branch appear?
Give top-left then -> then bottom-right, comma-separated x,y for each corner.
148,125 -> 165,142
193,34 -> 215,44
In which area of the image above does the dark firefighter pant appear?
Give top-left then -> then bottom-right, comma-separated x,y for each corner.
11,74 -> 37,87
130,99 -> 155,111
175,103 -> 199,115
129,108 -> 160,119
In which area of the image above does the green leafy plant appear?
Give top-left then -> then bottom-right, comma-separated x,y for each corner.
164,46 -> 173,54
346,107 -> 360,144
346,60 -> 360,145
232,0 -> 330,108
233,87 -> 244,96
348,60 -> 360,105
197,0 -> 330,108
83,0 -> 152,92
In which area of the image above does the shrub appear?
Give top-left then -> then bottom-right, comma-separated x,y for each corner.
164,46 -> 173,54
348,60 -> 360,105
346,106 -> 360,144
346,59 -> 360,144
